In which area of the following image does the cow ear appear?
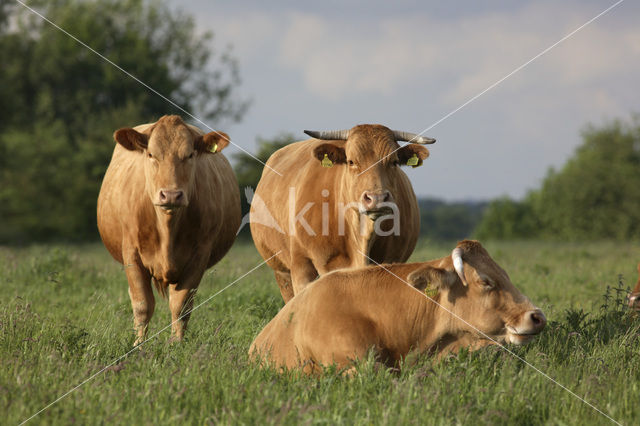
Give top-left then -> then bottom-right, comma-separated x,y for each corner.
114,128 -> 148,152
312,143 -> 346,165
195,131 -> 230,154
397,144 -> 429,168
407,266 -> 455,292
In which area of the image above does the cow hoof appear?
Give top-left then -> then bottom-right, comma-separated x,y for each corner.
168,335 -> 184,344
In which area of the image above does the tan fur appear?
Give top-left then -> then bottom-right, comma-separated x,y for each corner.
249,240 -> 545,374
629,263 -> 640,310
97,115 -> 241,344
250,124 -> 428,303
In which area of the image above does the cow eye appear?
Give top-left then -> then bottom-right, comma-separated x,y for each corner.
481,279 -> 494,289
348,160 -> 355,166
147,152 -> 153,159
187,152 -> 195,159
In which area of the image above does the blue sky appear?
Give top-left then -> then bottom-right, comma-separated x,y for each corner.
180,0 -> 640,200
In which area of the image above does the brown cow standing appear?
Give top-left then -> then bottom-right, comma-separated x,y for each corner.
250,124 -> 434,303
97,115 -> 241,345
629,263 -> 640,310
249,240 -> 546,374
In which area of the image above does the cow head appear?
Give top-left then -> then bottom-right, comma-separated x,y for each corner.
628,263 -> 640,311
113,115 -> 230,214
307,125 -> 433,219
408,240 -> 546,348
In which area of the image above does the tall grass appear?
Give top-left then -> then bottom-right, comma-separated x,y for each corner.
1,240 -> 639,424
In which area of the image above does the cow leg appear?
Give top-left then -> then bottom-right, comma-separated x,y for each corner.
124,257 -> 154,346
274,270 -> 294,303
341,366 -> 358,377
290,256 -> 319,296
168,281 -> 200,342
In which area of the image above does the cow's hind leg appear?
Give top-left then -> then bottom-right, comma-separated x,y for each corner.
124,259 -> 155,347
274,270 -> 294,303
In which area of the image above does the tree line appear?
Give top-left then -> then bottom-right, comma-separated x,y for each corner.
1,2 -> 636,244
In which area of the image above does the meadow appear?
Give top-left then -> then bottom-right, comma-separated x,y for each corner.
1,239 -> 639,425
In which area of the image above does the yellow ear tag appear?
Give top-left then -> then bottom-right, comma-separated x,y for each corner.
211,143 -> 218,153
406,153 -> 419,167
321,153 -> 333,168
424,284 -> 438,298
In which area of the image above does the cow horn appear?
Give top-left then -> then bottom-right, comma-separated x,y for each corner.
304,129 -> 350,140
392,130 -> 436,144
452,247 -> 468,286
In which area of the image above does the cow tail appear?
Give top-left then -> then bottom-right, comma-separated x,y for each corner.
153,278 -> 169,299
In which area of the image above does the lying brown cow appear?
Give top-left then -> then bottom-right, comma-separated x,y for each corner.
249,240 -> 546,374
251,124 -> 435,303
97,115 -> 241,345
629,263 -> 640,310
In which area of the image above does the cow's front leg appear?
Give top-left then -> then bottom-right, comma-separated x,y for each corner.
123,252 -> 154,346
168,275 -> 202,342
290,255 -> 319,296
274,270 -> 294,303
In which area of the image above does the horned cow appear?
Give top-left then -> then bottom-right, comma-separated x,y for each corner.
250,124 -> 435,303
249,240 -> 546,374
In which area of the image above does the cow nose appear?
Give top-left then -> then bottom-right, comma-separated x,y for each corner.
361,190 -> 391,211
158,189 -> 185,206
525,309 -> 547,333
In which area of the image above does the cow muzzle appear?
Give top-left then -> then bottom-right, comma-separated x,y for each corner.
360,190 -> 393,218
506,309 -> 546,345
156,189 -> 188,211
628,293 -> 640,310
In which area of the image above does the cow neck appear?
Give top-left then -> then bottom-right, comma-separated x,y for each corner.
359,217 -> 377,265
363,273 -> 442,357
411,291 -> 449,353
332,170 -> 380,267
340,202 -> 377,268
412,260 -> 463,355
153,205 -> 189,266
406,258 -> 455,353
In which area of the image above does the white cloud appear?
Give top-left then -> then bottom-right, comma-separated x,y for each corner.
275,2 -> 640,113
196,11 -> 279,61
278,13 -> 439,99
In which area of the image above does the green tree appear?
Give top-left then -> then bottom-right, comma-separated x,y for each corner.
476,117 -> 640,240
232,133 -> 295,237
474,196 -> 536,240
531,119 -> 640,239
0,0 -> 247,243
233,133 -> 296,191
419,199 -> 487,241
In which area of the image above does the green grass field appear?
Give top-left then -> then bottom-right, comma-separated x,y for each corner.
1,239 -> 639,425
